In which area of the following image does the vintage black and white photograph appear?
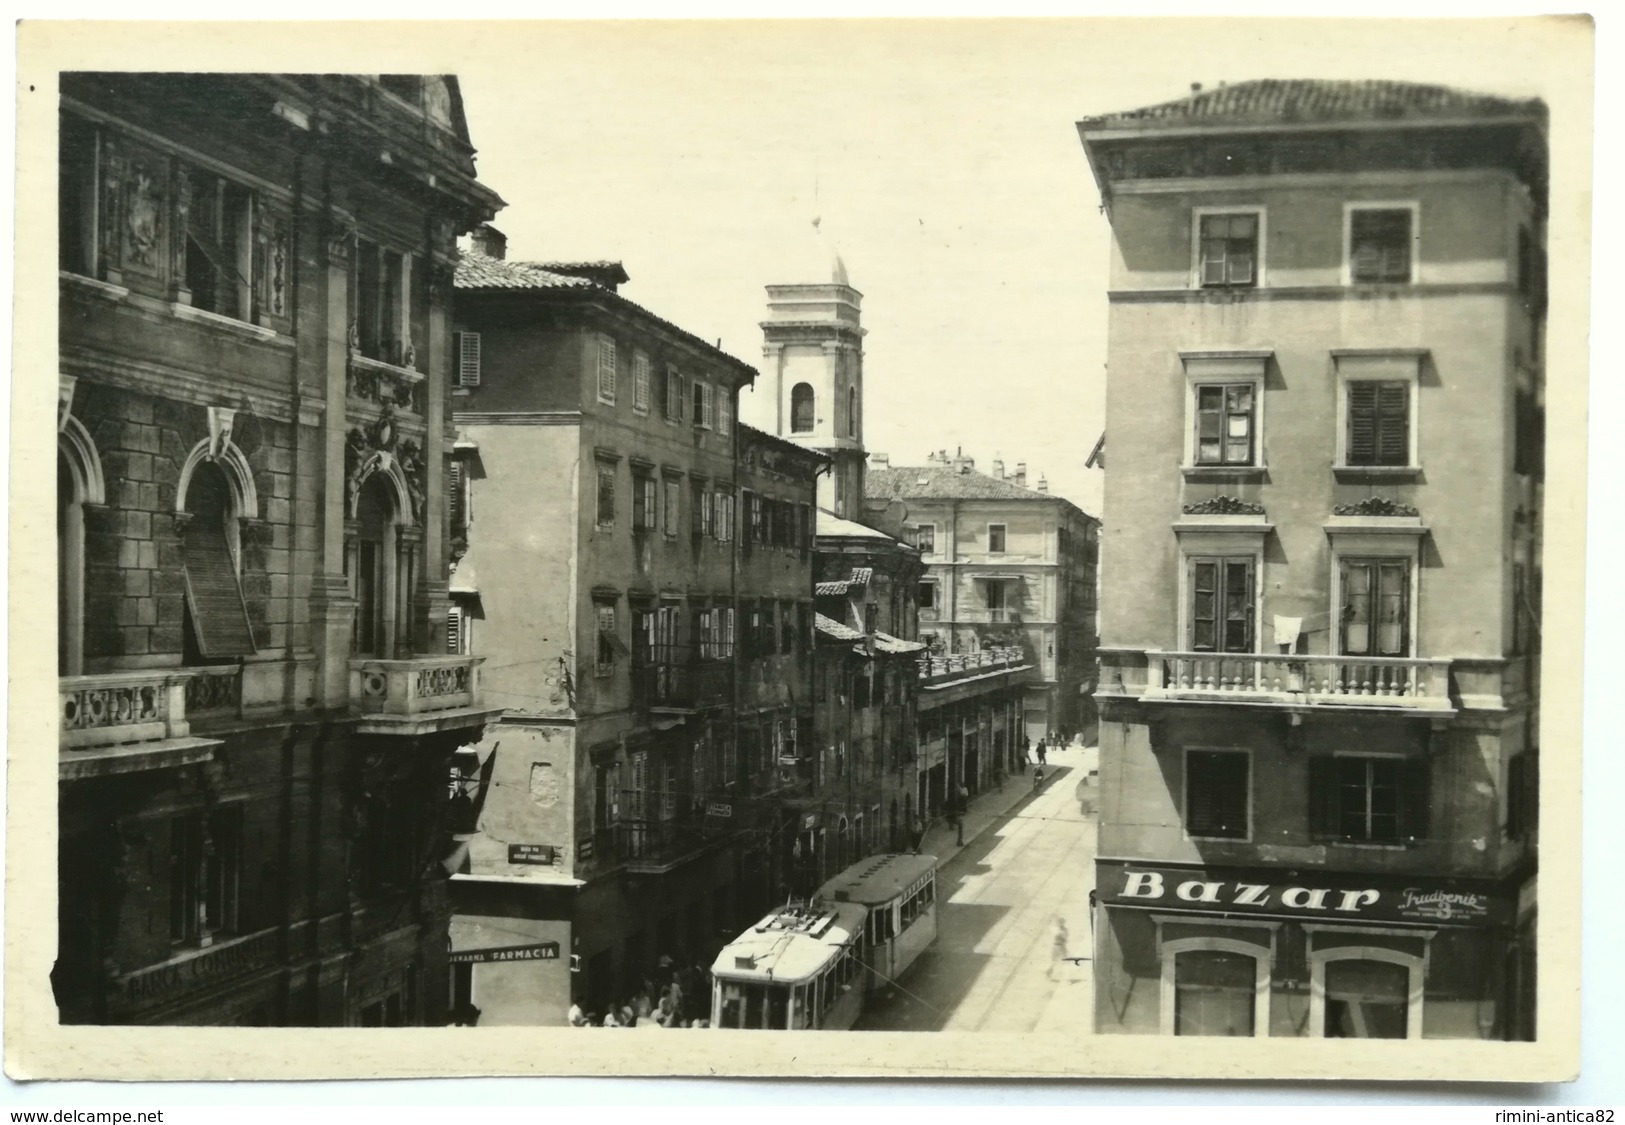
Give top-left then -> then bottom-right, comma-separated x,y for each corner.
6,14 -> 1592,1083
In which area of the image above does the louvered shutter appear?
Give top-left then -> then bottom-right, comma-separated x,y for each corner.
1191,560 -> 1218,651
182,525 -> 257,658
1347,382 -> 1379,464
1307,756 -> 1337,840
1377,383 -> 1410,466
456,332 -> 481,387
1402,754 -> 1431,844
597,335 -> 617,402
449,462 -> 464,530
446,607 -> 461,654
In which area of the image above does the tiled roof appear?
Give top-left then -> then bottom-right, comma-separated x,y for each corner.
454,251 -> 596,291
815,613 -> 864,642
1081,79 -> 1546,133
815,567 -> 874,597
536,261 -> 631,286
816,507 -> 903,542
866,465 -> 1053,502
874,632 -> 925,655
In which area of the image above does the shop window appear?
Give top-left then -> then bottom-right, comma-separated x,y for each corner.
169,806 -> 243,946
1321,956 -> 1412,1038
1310,754 -> 1430,845
595,465 -> 616,528
1194,384 -> 1256,466
1347,205 -> 1416,285
1196,211 -> 1260,288
1340,558 -> 1410,657
182,460 -> 257,660
1189,557 -> 1254,654
596,334 -> 617,404
1344,380 -> 1411,467
1184,749 -> 1250,840
1171,947 -> 1260,1036
790,383 -> 815,433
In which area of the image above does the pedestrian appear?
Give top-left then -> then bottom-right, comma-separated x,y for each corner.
954,784 -> 969,846
1021,734 -> 1031,764
1047,917 -> 1070,981
910,815 -> 925,854
1036,739 -> 1047,766
567,1001 -> 590,1027
1033,764 -> 1044,792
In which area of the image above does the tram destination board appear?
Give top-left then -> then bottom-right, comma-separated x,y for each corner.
449,942 -> 561,965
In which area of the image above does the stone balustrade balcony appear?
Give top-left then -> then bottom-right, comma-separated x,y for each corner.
59,669 -> 222,779
349,654 -> 501,736
1144,651 -> 1455,713
915,646 -> 1031,687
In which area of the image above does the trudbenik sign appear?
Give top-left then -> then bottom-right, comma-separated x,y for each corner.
1098,862 -> 1508,927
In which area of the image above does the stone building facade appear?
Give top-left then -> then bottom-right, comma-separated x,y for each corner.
56,74 -> 503,1025
1078,79 -> 1544,1040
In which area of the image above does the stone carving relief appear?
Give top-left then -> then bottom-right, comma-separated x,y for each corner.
1333,496 -> 1420,518
123,160 -> 163,271
171,164 -> 193,290
1181,494 -> 1266,516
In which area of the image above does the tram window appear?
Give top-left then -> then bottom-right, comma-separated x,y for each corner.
743,984 -> 764,1029
719,984 -> 745,1029
768,987 -> 789,1030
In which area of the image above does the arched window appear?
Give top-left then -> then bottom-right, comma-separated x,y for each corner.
181,460 -> 256,662
1158,936 -> 1269,1037
847,386 -> 858,439
354,474 -> 396,657
58,415 -> 104,676
1310,945 -> 1425,1040
790,383 -> 815,434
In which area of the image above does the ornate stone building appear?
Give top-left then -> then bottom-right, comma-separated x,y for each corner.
55,74 -> 503,1025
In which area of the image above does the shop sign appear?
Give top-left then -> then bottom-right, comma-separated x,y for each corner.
802,813 -> 821,830
508,843 -> 556,865
116,928 -> 278,1007
577,838 -> 595,860
1098,862 -> 1507,927
707,802 -> 733,818
449,942 -> 561,965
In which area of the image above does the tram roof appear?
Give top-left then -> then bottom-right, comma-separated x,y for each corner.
711,900 -> 868,985
816,853 -> 939,906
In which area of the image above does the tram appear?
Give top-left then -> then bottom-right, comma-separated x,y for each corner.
710,853 -> 939,1030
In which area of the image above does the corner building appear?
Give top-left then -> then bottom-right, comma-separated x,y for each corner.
56,74 -> 504,1025
1078,80 -> 1543,1040
447,230 -> 824,1025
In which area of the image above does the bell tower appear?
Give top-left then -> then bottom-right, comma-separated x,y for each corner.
761,218 -> 867,518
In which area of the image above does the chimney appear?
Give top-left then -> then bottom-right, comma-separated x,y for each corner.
1013,462 -> 1027,487
470,224 -> 507,260
871,452 -> 890,469
991,459 -> 1005,480
1036,474 -> 1049,493
1190,82 -> 1203,95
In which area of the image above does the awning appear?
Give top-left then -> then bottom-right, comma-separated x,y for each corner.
874,632 -> 925,655
450,545 -> 479,594
815,613 -> 864,642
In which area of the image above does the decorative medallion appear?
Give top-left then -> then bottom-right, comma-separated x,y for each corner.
1181,495 -> 1265,516
1332,496 -> 1420,518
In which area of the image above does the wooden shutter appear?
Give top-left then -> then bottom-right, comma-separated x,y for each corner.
1191,559 -> 1218,651
1402,754 -> 1431,844
597,467 -> 615,525
597,335 -> 617,401
446,607 -> 461,654
1347,382 -> 1379,464
1376,383 -> 1409,466
456,332 -> 481,387
1307,755 -> 1337,840
1222,559 -> 1253,653
182,526 -> 256,658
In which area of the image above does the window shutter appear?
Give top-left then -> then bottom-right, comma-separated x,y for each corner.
1347,382 -> 1379,464
1307,756 -> 1336,840
1191,560 -> 1217,651
597,335 -> 617,402
456,332 -> 481,387
446,607 -> 461,654
449,462 -> 464,530
1377,383 -> 1410,466
1402,754 -> 1431,844
182,525 -> 257,658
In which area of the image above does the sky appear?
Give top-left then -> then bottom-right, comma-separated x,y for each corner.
454,19 -> 1572,519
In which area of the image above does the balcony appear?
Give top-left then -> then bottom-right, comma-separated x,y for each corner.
59,669 -> 222,779
1144,651 -> 1454,713
916,646 -> 1032,687
632,659 -> 734,714
349,654 -> 502,736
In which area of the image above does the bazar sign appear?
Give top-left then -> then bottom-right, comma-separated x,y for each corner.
1101,864 -> 1502,926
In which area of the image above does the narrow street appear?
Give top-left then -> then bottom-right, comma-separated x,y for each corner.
855,740 -> 1099,1033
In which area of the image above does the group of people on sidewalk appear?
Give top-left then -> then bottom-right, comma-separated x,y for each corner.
567,954 -> 712,1029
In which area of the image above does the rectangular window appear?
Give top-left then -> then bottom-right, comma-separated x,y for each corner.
597,334 -> 617,404
1184,750 -> 1250,840
1346,381 -> 1410,467
596,466 -> 616,527
169,807 -> 242,945
692,480 -> 708,538
1190,557 -> 1254,654
913,524 -> 936,554
714,490 -> 735,542
665,368 -> 686,422
782,600 -> 797,654
1174,949 -> 1258,1037
693,381 -> 714,428
1195,384 -> 1255,466
917,581 -> 937,609
633,473 -> 656,531
987,524 -> 1006,554
1310,755 -> 1429,845
1340,559 -> 1409,657
188,172 -> 257,321
59,112 -> 99,276
1198,212 -> 1259,288
1349,207 -> 1414,284
749,493 -> 765,544
663,478 -> 680,538
718,391 -> 733,436
456,331 -> 481,387
596,603 -> 617,675
632,351 -> 651,413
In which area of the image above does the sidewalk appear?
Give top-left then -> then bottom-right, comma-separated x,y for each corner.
917,737 -> 1095,862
